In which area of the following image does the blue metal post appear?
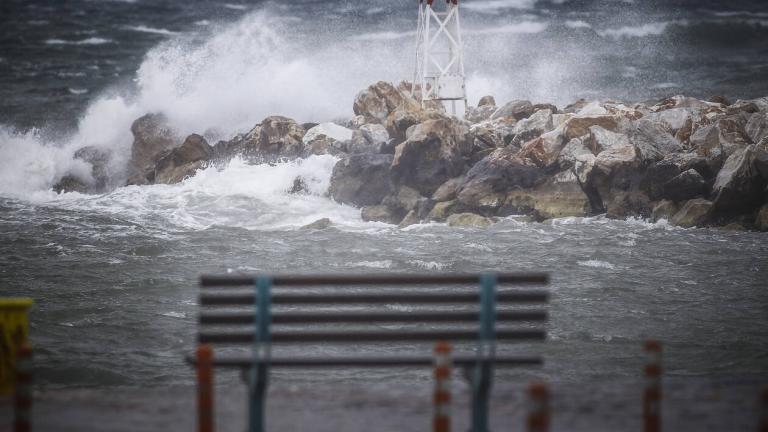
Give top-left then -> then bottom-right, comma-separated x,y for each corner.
472,273 -> 497,432
249,276 -> 272,432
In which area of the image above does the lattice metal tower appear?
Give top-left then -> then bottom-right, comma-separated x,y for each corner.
412,0 -> 468,115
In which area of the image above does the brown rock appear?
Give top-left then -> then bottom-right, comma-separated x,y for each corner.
154,134 -> 213,184
670,198 -> 714,228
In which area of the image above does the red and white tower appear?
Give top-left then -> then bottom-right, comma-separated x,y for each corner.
412,0 -> 468,115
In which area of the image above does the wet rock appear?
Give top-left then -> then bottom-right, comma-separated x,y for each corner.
66,146 -> 111,192
257,116 -> 306,158
353,81 -> 415,124
756,204 -> 768,231
651,95 -> 723,113
501,170 -> 591,220
690,117 -> 752,173
746,112 -> 768,145
390,118 -> 470,196
670,198 -> 714,228
289,177 -> 308,194
606,191 -> 652,219
589,127 -> 639,176
630,119 -> 682,163
349,124 -> 390,154
53,175 -> 89,194
660,152 -> 712,179
361,205 -> 400,224
491,100 -> 534,121
641,161 -> 681,201
428,200 -> 458,222
662,169 -> 707,202
154,134 -> 213,184
649,108 -> 693,137
510,109 -> 554,147
381,186 -> 428,219
329,153 -> 393,207
711,145 -> 767,215
456,147 -> 545,215
302,123 -> 353,156
398,210 -> 420,228
432,176 -> 465,202
468,125 -> 503,164
557,137 -> 595,169
518,124 -> 568,168
478,96 -> 496,107
465,105 -> 497,124
564,115 -> 620,140
446,213 -> 493,228
651,200 -> 679,222
128,113 -> 179,175
301,218 -> 332,230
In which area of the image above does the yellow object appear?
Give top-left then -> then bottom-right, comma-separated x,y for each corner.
0,298 -> 33,395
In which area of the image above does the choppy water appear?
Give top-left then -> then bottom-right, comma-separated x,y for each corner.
1,155 -> 767,389
0,0 -> 767,399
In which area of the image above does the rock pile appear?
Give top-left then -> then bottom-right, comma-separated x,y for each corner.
55,81 -> 768,230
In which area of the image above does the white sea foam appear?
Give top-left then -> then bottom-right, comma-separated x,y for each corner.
46,37 -> 113,45
410,260 -> 450,271
565,20 -> 591,29
463,0 -> 537,13
597,21 -> 684,39
578,260 -> 616,269
466,21 -> 548,35
351,260 -> 393,269
126,25 -> 179,36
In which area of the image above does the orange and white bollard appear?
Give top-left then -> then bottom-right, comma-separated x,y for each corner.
14,343 -> 32,432
433,341 -> 452,432
760,387 -> 768,432
527,381 -> 549,432
644,340 -> 662,432
197,344 -> 214,432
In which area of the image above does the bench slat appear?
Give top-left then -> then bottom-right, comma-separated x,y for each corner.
199,310 -> 548,325
185,354 -> 543,368
200,291 -> 549,306
198,329 -> 546,344
200,273 -> 549,287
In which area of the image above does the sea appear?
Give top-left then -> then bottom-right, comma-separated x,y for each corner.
0,1 -> 767,430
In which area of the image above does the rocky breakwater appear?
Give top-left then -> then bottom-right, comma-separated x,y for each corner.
55,81 -> 768,230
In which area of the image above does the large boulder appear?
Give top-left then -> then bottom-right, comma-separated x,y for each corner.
446,213 -> 493,228
711,145 -> 767,215
500,170 -> 591,220
456,147 -> 545,215
353,81 -> 420,125
154,134 -> 213,184
651,200 -> 679,222
361,205 -> 401,224
128,113 -> 179,175
661,169 -> 707,202
302,123 -> 353,156
518,124 -> 568,168
563,114 -> 622,140
670,198 -> 714,228
256,116 -> 306,158
329,153 -> 393,207
428,200 -> 458,222
630,119 -> 682,163
690,117 -> 752,173
746,112 -> 768,145
491,100 -> 534,121
349,124 -> 390,154
510,109 -> 555,147
57,146 -> 112,192
390,118 -> 470,196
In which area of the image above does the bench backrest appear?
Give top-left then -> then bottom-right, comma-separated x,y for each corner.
196,273 -> 549,367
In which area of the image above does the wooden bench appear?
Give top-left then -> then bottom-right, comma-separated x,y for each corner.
189,272 -> 549,432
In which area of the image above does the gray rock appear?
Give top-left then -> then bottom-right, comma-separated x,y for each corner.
398,210 -> 420,228
510,109 -> 554,147
301,218 -> 332,230
257,116 -> 306,158
746,112 -> 768,145
670,198 -> 714,228
630,119 -> 682,163
465,105 -> 497,124
711,145 -> 767,215
329,153 -> 393,207
606,192 -> 652,220
154,134 -> 213,184
662,169 -> 707,202
518,124 -> 568,168
446,213 -> 493,228
361,205 -> 400,224
651,200 -> 679,222
428,200 -> 458,222
491,100 -> 534,121
478,96 -> 496,107
432,176 -> 465,202
302,123 -> 353,156
128,113 -> 179,175
390,118 -> 469,196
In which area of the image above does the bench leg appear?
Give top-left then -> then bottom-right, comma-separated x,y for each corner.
470,360 -> 492,432
248,365 -> 268,432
